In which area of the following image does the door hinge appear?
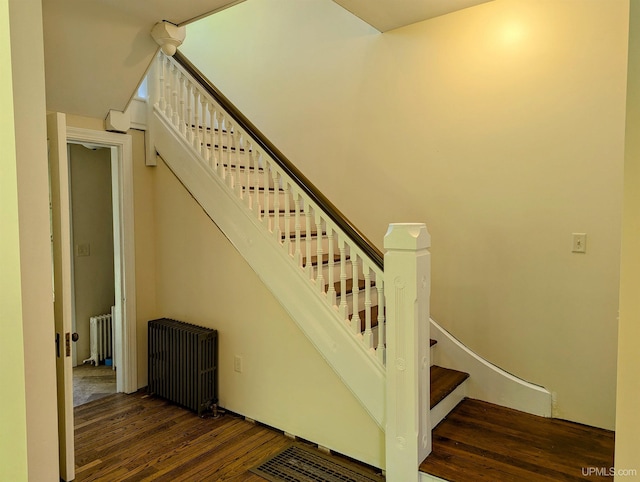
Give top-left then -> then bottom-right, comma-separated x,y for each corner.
65,332 -> 71,357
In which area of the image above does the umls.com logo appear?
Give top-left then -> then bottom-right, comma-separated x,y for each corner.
582,467 -> 638,477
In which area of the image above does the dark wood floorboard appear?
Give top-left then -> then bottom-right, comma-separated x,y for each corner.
74,391 -> 291,481
420,398 -> 615,482
74,390 -> 382,482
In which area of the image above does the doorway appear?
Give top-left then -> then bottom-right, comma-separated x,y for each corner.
67,143 -> 117,405
66,127 -> 137,395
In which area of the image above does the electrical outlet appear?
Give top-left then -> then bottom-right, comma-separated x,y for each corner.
572,233 -> 587,253
76,243 -> 91,257
234,355 -> 243,373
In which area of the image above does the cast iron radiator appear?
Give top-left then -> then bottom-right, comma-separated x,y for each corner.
148,318 -> 218,416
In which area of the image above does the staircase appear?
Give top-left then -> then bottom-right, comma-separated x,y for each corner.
146,49 -> 554,481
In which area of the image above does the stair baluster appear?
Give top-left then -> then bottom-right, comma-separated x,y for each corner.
376,282 -> 385,364
293,193 -> 302,266
315,212 -> 324,292
350,254 -> 361,334
363,267 -> 373,349
327,226 -> 336,306
339,238 -> 348,321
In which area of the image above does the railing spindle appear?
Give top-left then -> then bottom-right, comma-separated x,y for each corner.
294,192 -> 302,266
305,203 -> 313,278
327,226 -> 336,306
178,73 -> 186,136
185,83 -> 193,144
158,52 -> 166,112
216,111 -> 225,179
283,181 -> 291,253
193,90 -> 201,151
171,63 -> 179,126
254,150 -> 262,218
272,169 -> 280,241
363,267 -> 373,349
351,254 -> 361,334
315,213 -> 324,293
339,238 -> 348,321
244,139 -> 253,209
376,281 -> 385,364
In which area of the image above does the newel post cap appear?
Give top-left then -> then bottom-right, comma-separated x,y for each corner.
151,21 -> 186,56
384,223 -> 431,251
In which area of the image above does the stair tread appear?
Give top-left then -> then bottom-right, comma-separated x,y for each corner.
420,398 -> 614,481
303,253 -> 346,266
430,365 -> 469,409
330,278 -> 374,297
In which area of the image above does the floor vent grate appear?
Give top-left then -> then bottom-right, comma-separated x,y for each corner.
250,443 -> 384,482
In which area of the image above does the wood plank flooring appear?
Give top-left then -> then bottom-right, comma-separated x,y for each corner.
74,391 -> 291,481
420,398 -> 615,482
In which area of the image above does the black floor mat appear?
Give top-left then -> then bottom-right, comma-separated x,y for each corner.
250,443 -> 384,482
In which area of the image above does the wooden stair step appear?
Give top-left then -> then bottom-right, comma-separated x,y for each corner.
430,365 -> 469,409
420,398 -> 614,482
329,278 -> 374,297
303,253 -> 346,266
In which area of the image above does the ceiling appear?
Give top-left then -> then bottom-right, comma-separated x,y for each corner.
41,0 -> 491,120
333,0 -> 492,32
42,0 -> 245,119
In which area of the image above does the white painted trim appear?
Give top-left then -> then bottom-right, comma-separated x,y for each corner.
430,379 -> 467,428
152,110 -> 386,428
431,318 -> 552,417
66,127 -> 137,394
420,472 -> 450,482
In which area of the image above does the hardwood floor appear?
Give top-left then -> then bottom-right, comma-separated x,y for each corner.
74,391 -> 291,481
420,399 -> 615,482
76,391 -> 615,482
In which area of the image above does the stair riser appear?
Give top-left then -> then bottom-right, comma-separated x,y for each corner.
246,190 -> 295,207
226,168 -> 274,189
315,260 -> 355,283
291,236 -> 338,257
268,214 -> 317,235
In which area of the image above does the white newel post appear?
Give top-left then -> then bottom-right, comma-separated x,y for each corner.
384,223 -> 431,482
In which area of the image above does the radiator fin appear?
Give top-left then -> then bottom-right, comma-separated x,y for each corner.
148,318 -> 218,416
84,312 -> 114,366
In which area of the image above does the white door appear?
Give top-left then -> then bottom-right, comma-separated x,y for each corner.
48,112 -> 75,481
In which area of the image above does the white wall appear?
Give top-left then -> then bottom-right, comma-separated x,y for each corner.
153,159 -> 385,467
4,0 -> 60,479
182,0 -> 628,429
615,1 -> 640,478
69,144 -> 116,362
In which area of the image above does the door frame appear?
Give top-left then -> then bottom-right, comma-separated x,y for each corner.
66,127 -> 137,393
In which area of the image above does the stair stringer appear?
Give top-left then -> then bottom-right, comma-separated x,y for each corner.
151,111 -> 386,428
430,318 -> 552,417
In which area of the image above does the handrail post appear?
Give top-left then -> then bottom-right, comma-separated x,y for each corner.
384,223 -> 431,481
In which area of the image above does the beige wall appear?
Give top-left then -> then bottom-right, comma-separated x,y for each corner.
153,159 -> 385,467
4,0 -> 60,480
0,1 -> 29,479
615,1 -> 640,478
182,0 -> 628,429
69,144 -> 115,362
